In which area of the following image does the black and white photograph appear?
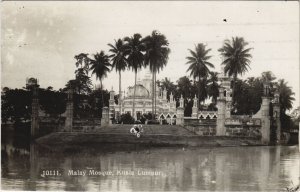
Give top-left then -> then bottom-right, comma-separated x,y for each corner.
1,1 -> 300,191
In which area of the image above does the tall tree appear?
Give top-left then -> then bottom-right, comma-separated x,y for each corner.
1,88 -> 31,123
260,71 -> 277,94
218,37 -> 252,95
75,53 -> 90,70
275,79 -> 295,131
143,30 -> 170,118
198,78 -> 210,104
74,53 -> 92,95
207,72 -> 219,104
276,79 -> 295,113
261,71 -> 276,83
123,34 -> 146,119
108,39 -> 128,118
246,77 -> 263,114
89,51 -> 112,106
160,77 -> 177,101
74,68 -> 93,94
186,43 -> 214,106
177,76 -> 193,99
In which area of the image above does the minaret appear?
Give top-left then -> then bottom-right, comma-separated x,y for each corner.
179,95 -> 184,108
109,87 -> 115,106
261,81 -> 271,144
163,89 -> 167,100
170,92 -> 174,102
109,87 -> 115,125
219,66 -> 232,119
143,68 -> 152,96
31,80 -> 40,137
216,66 -> 232,136
65,88 -> 74,132
216,86 -> 226,136
225,89 -> 232,118
176,95 -> 184,125
169,92 -> 175,113
192,95 -> 198,118
273,90 -> 281,144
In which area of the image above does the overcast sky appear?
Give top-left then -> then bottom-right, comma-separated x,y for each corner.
2,1 -> 299,110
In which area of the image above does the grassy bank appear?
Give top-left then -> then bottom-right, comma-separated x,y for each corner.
36,125 -> 262,147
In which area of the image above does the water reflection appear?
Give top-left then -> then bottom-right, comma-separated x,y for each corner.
2,140 -> 300,191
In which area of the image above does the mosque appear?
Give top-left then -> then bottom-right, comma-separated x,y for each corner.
109,70 -> 177,123
108,67 -> 233,125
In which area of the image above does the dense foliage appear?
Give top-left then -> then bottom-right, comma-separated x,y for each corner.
120,112 -> 135,124
1,88 -> 31,123
1,87 -> 110,123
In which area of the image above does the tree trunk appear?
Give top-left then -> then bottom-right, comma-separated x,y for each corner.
119,70 -> 122,120
198,75 -> 201,109
154,72 -> 157,117
100,79 -> 104,108
152,71 -> 155,119
232,73 -> 237,103
132,71 -> 137,120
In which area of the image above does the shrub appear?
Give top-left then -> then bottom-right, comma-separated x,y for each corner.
120,112 -> 134,124
147,120 -> 160,125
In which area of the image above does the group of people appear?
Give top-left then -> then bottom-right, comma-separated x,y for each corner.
130,124 -> 143,138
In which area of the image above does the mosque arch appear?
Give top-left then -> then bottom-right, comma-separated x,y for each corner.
159,114 -> 165,119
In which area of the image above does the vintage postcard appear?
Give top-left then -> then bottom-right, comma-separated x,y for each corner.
1,1 -> 299,191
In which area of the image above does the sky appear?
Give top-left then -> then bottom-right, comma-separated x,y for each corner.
2,1 -> 299,110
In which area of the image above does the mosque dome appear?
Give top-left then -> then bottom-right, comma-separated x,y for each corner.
127,84 -> 150,98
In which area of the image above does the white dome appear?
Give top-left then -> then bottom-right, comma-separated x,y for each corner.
127,84 -> 150,98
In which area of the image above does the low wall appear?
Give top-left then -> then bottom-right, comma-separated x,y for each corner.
225,126 -> 261,138
224,118 -> 262,138
183,118 -> 262,139
72,118 -> 101,132
184,118 -> 217,136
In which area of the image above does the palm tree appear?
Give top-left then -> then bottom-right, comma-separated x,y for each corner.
276,79 -> 295,113
186,43 -> 214,106
218,37 -> 252,94
207,72 -> 219,104
160,77 -> 176,100
89,51 -> 112,106
123,34 -> 146,119
198,78 -> 210,105
177,76 -> 193,99
143,30 -> 170,117
108,39 -> 128,118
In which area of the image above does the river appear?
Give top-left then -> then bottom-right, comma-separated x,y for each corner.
1,132 -> 299,191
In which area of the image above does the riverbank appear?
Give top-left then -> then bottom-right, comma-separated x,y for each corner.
36,125 -> 263,147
